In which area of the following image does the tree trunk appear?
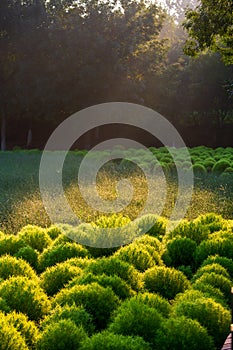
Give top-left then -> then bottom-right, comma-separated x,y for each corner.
26,128 -> 32,148
1,114 -> 6,151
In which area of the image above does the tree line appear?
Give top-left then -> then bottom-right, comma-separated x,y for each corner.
0,0 -> 232,150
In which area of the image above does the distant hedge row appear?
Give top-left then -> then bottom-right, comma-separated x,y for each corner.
0,212 -> 232,349
7,146 -> 233,175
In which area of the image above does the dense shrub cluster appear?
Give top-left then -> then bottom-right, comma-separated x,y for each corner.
0,211 -> 232,349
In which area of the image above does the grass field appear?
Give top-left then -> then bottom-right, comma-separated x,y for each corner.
0,148 -> 232,234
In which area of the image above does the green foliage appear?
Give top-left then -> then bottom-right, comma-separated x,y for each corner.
195,237 -> 233,265
173,296 -> 230,348
41,304 -> 94,335
163,237 -> 197,267
154,316 -> 215,350
109,298 -> 163,344
131,292 -> 171,318
0,255 -> 37,280
167,220 -> 209,244
194,213 -> 227,233
192,272 -> 232,304
0,314 -> 29,350
18,225 -> 52,252
93,214 -> 131,228
46,225 -> 62,240
143,266 -> 190,299
0,296 -> 11,312
86,257 -> 142,291
37,319 -> 87,350
192,163 -> 207,174
15,246 -> 38,269
191,282 -> 227,307
184,0 -> 233,64
136,214 -> 167,239
201,255 -> 233,278
114,243 -> 162,272
80,332 -> 151,350
0,235 -> 25,256
38,243 -> 90,271
212,160 -> 231,174
40,262 -> 82,296
69,272 -> 134,300
53,282 -> 120,330
192,263 -> 230,282
6,311 -> 39,347
0,276 -> 51,321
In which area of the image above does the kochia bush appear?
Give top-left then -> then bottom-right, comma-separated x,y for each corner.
18,225 -> 52,252
143,266 -> 190,299
38,243 -> 90,271
80,332 -> 151,350
5,311 -> 39,347
0,276 -> 51,321
154,316 -> 214,350
37,319 -> 87,350
53,282 -> 120,330
0,255 -> 37,280
173,296 -> 230,348
41,304 -> 94,335
0,315 -> 28,350
109,298 -> 163,344
40,262 -> 82,296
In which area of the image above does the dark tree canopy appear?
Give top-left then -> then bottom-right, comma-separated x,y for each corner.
183,0 -> 233,64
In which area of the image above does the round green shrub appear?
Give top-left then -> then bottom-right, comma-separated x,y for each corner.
18,225 -> 52,252
192,263 -> 230,282
53,282 -> 120,330
192,163 -> 207,174
114,243 -> 160,272
192,282 -> 227,307
46,225 -> 62,240
212,160 -> 231,174
86,257 -> 142,291
0,315 -> 28,350
38,243 -> 90,271
51,234 -> 72,246
69,272 -> 134,300
41,304 -> 94,335
136,214 -> 167,238
40,262 -> 82,296
154,316 -> 214,350
6,311 -> 39,347
80,332 -> 151,350
131,292 -> 171,318
143,266 -> 190,299
134,234 -> 162,251
193,213 -> 227,233
173,296 -> 230,348
195,237 -> 233,266
15,246 -> 38,269
201,255 -> 233,278
0,235 -> 25,256
0,276 -> 51,321
0,255 -> 37,280
192,272 -> 232,303
109,298 -> 163,344
93,214 -> 131,228
163,237 -> 197,267
167,220 -> 209,244
37,319 -> 87,350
